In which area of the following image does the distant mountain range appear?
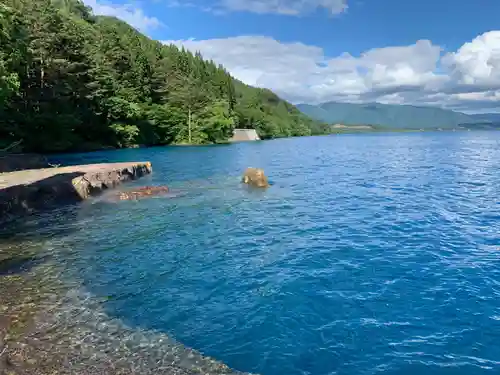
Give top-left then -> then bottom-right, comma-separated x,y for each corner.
296,102 -> 500,130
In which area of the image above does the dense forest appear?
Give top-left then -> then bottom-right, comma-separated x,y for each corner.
0,0 -> 329,153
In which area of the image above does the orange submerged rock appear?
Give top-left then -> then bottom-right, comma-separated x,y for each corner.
117,185 -> 170,201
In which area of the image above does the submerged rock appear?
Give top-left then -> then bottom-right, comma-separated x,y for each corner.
242,168 -> 269,188
116,186 -> 171,201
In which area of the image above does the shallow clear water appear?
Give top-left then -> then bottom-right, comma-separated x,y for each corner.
9,132 -> 500,375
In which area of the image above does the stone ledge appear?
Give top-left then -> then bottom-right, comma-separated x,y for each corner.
0,162 -> 152,223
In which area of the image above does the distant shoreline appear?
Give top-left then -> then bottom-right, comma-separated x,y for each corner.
327,126 -> 500,134
2,128 -> 498,159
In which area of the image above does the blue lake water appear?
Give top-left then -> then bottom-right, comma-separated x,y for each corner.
24,132 -> 500,374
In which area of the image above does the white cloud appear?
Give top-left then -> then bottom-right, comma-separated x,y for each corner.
82,0 -> 162,32
164,32 -> 500,112
169,0 -> 348,16
442,31 -> 500,89
164,37 -> 445,103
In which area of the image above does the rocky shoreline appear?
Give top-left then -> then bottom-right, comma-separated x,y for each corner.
0,156 -> 260,374
0,242 -> 253,375
0,162 -> 152,225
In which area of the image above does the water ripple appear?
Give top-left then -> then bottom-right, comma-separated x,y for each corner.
3,132 -> 500,375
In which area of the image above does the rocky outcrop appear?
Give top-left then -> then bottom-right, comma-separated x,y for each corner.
0,162 -> 152,223
242,168 -> 269,188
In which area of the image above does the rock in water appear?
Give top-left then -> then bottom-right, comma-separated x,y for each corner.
242,168 -> 269,188
117,186 -> 170,201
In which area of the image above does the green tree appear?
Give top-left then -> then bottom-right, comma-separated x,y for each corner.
0,4 -> 22,109
199,100 -> 236,143
0,0 -> 329,153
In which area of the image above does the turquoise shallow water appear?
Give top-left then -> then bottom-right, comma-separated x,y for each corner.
11,132 -> 500,374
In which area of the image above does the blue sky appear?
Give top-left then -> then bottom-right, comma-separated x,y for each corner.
83,0 -> 500,113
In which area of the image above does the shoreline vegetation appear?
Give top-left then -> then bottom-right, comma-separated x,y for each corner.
0,0 -> 330,154
2,124 -> 495,157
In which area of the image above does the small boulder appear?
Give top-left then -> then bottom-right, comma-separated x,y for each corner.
242,168 -> 269,188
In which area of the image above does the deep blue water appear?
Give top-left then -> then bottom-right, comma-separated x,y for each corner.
48,132 -> 500,375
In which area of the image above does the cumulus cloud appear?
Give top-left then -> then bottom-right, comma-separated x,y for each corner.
442,31 -> 500,90
82,0 -> 162,32
169,0 -> 348,16
164,32 -> 500,112
164,37 -> 445,103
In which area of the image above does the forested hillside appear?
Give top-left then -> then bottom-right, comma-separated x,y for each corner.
0,0 -> 327,153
